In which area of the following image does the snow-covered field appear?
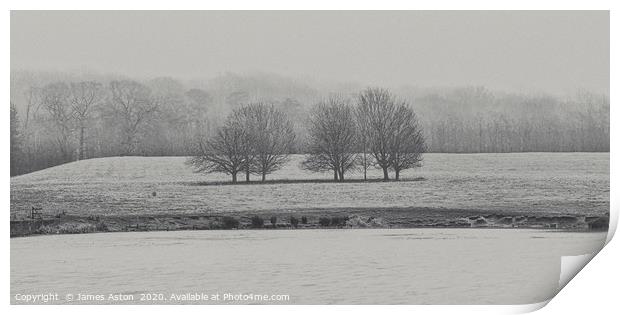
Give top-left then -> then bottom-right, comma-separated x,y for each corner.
10,153 -> 609,217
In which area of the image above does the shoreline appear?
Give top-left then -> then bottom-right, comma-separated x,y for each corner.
10,207 -> 610,238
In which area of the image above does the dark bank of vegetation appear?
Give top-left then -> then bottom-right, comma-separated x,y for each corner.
10,209 -> 609,237
10,71 -> 609,177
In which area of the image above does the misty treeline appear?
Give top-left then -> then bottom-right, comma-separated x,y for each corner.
10,70 -> 609,176
188,88 -> 425,182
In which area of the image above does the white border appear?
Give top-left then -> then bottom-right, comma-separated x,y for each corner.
3,2 -> 616,315
1,1 -> 616,10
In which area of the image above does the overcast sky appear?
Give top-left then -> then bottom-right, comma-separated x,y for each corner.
11,11 -> 609,96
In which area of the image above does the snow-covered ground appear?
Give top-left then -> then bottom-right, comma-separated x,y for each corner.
10,153 -> 609,217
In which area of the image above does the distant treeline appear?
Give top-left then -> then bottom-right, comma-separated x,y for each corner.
10,71 -> 609,176
415,90 -> 609,153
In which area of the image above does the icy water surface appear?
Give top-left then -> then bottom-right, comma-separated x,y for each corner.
11,229 -> 607,304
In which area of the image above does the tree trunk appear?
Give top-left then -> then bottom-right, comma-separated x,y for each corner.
78,126 -> 85,160
232,172 -> 238,183
261,172 -> 266,182
338,168 -> 344,182
122,134 -> 135,156
333,169 -> 338,181
395,169 -> 400,181
363,142 -> 367,181
121,125 -> 139,156
245,161 -> 250,182
382,167 -> 389,180
59,135 -> 72,162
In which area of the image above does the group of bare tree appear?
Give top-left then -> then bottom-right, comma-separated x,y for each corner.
10,77 -> 212,175
406,88 -> 610,153
187,103 -> 296,182
108,81 -> 161,155
188,88 -> 426,183
12,81 -> 110,169
302,88 -> 426,181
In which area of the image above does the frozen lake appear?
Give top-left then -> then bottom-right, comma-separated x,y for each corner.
11,229 -> 607,304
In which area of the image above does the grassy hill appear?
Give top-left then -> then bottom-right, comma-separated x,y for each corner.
10,153 -> 610,235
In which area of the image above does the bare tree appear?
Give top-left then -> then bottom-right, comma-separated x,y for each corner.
187,122 -> 247,183
19,87 -> 44,172
355,102 -> 371,181
234,103 -> 296,181
357,88 -> 426,180
210,103 -> 296,182
109,80 -> 159,155
185,88 -> 213,131
41,82 -> 74,162
302,97 -> 358,181
23,86 -> 42,134
69,81 -> 104,160
228,106 -> 257,182
10,103 -> 24,176
388,102 -> 426,180
357,88 -> 394,180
